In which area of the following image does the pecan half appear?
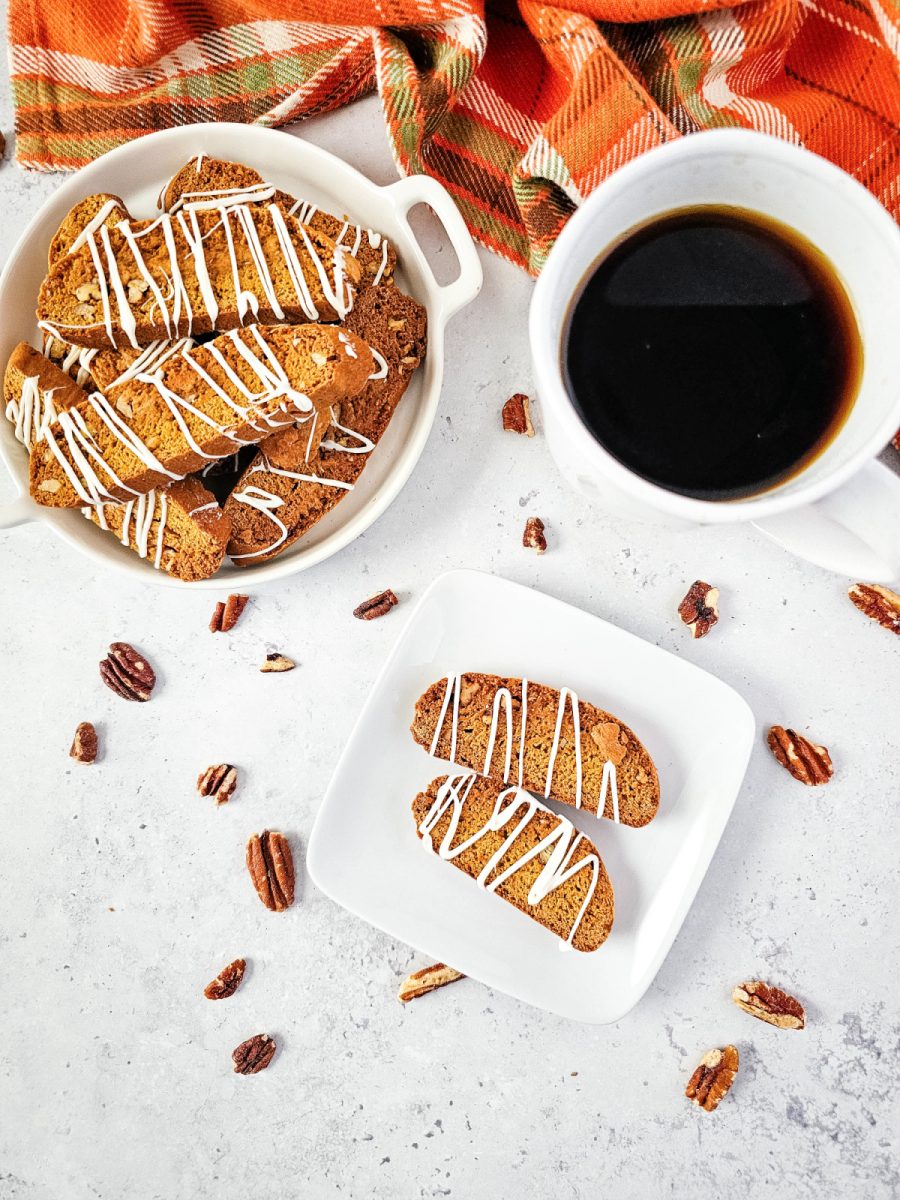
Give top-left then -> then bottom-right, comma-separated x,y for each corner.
210,594 -> 249,633
685,1045 -> 739,1112
353,589 -> 399,621
246,830 -> 295,911
260,652 -> 295,673
502,393 -> 535,436
99,642 -> 156,702
848,583 -> 900,635
69,721 -> 98,764
732,981 -> 805,1029
398,963 -> 465,1003
197,763 -> 238,805
767,726 -> 833,785
523,516 -> 547,554
677,580 -> 720,638
232,1033 -> 276,1075
204,957 -> 246,1000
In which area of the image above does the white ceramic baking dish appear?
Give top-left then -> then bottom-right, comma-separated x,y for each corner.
0,122 -> 482,587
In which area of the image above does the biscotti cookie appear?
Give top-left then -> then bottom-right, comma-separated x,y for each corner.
4,341 -> 92,449
86,476 -> 230,581
47,193 -> 127,267
224,286 -> 426,563
412,773 -> 615,952
160,156 -> 396,288
411,673 -> 660,827
37,198 -> 361,349
29,323 -> 374,508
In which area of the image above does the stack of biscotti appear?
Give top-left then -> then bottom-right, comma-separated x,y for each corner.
406,673 -> 661,952
159,156 -> 397,288
6,154 -> 423,579
412,773 -> 616,952
28,323 -> 374,508
223,286 -> 427,564
4,343 -> 230,580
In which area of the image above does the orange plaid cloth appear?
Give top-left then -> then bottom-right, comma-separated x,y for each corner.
8,0 -> 900,273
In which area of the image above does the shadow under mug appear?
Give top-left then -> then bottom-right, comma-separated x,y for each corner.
530,129 -> 900,581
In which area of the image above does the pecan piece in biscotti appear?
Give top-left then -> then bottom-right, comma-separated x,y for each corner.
767,726 -> 833,785
732,981 -> 805,1029
99,642 -> 156,701
232,1033 -> 276,1075
848,583 -> 900,635
204,958 -> 246,1000
685,1045 -> 739,1112
246,830 -> 295,911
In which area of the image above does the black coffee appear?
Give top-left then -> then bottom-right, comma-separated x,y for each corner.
562,207 -> 862,500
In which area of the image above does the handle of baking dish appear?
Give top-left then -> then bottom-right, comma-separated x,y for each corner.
385,175 -> 483,321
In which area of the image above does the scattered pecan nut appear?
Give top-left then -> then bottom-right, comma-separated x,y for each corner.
502,392 -> 535,436
246,830 -> 295,911
685,1045 -> 739,1112
210,594 -> 249,633
353,589 -> 399,620
260,652 -> 295,673
732,981 -> 805,1029
69,721 -> 98,764
398,963 -> 465,1003
197,763 -> 238,805
677,580 -> 720,638
523,516 -> 547,554
892,429 -> 900,453
205,958 -> 246,1000
848,583 -> 900,635
767,726 -> 833,785
232,1033 -> 276,1075
99,642 -> 156,702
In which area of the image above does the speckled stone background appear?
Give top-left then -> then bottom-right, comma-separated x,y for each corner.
1,52 -> 898,1200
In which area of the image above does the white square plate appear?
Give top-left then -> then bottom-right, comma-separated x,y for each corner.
307,569 -> 755,1023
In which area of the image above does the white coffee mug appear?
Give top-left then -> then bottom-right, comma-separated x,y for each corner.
530,129 -> 900,581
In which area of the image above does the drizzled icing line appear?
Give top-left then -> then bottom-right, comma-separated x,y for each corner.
6,375 -> 59,450
429,675 -> 621,824
418,772 -> 604,951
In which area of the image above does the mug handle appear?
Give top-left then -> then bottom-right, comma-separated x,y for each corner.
752,459 -> 900,581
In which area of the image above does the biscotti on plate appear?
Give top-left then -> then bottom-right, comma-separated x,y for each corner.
28,323 -> 374,508
411,673 -> 660,827
159,156 -> 397,289
224,285 -> 427,564
37,197 -> 361,349
412,772 -> 615,952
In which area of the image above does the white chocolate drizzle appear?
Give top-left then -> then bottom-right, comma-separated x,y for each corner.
42,334 -> 98,387
428,676 -> 621,823
229,458 -> 353,560
6,375 -> 59,450
418,772 -> 604,951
